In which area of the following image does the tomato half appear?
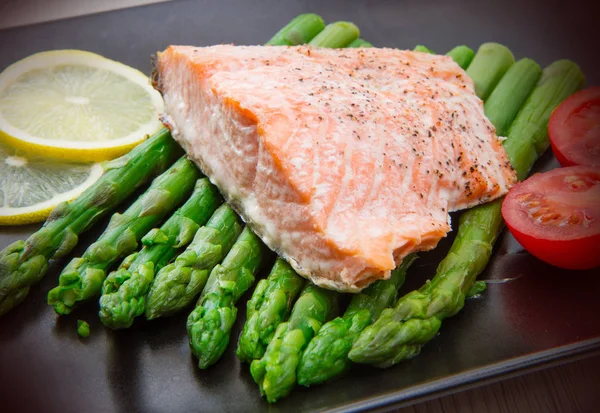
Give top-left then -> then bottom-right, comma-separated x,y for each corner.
501,165 -> 600,270
548,86 -> 600,167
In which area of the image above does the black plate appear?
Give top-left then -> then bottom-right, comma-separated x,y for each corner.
1,1 -> 599,412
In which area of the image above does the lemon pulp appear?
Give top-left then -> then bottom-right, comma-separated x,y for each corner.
0,141 -> 103,225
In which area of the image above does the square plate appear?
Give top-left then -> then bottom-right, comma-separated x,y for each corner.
1,1 -> 599,412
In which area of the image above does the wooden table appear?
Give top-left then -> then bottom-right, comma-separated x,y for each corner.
0,1 -> 598,412
395,354 -> 600,412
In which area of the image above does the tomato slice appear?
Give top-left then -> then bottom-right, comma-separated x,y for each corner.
548,86 -> 600,167
501,165 -> 600,270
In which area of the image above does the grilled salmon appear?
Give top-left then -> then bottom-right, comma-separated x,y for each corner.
156,45 -> 516,292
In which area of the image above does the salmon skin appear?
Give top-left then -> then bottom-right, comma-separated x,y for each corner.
155,45 -> 516,292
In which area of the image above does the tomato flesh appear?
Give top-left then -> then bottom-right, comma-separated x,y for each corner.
501,165 -> 600,270
549,86 -> 600,167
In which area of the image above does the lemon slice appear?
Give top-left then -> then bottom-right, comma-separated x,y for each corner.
0,50 -> 164,162
0,141 -> 103,225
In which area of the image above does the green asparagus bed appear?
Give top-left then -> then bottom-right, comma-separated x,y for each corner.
0,128 -> 181,316
47,156 -> 201,315
98,178 -> 222,329
349,58 -> 584,367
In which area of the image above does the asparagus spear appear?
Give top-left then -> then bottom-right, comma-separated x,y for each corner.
0,128 -> 181,316
411,45 -> 476,72
265,13 -> 325,46
348,38 -> 373,48
466,43 -> 515,100
308,22 -> 360,47
414,45 -> 477,72
412,45 -> 475,71
236,258 -> 306,362
413,45 -> 475,71
485,58 -> 542,137
250,284 -> 340,403
142,14 -> 330,321
446,45 -> 475,70
297,254 -> 417,386
349,60 -> 585,367
186,227 -> 267,368
98,178 -> 222,329
413,45 -> 434,53
235,22 -> 363,363
145,204 -> 243,319
504,60 -> 586,179
47,156 -> 200,315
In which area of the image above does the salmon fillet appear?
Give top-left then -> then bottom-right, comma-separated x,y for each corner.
156,45 -> 517,292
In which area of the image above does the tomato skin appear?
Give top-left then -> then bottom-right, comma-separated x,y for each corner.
503,221 -> 600,270
549,138 -> 577,167
548,86 -> 600,167
501,165 -> 600,270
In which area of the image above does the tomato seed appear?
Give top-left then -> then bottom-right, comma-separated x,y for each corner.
540,213 -> 562,224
